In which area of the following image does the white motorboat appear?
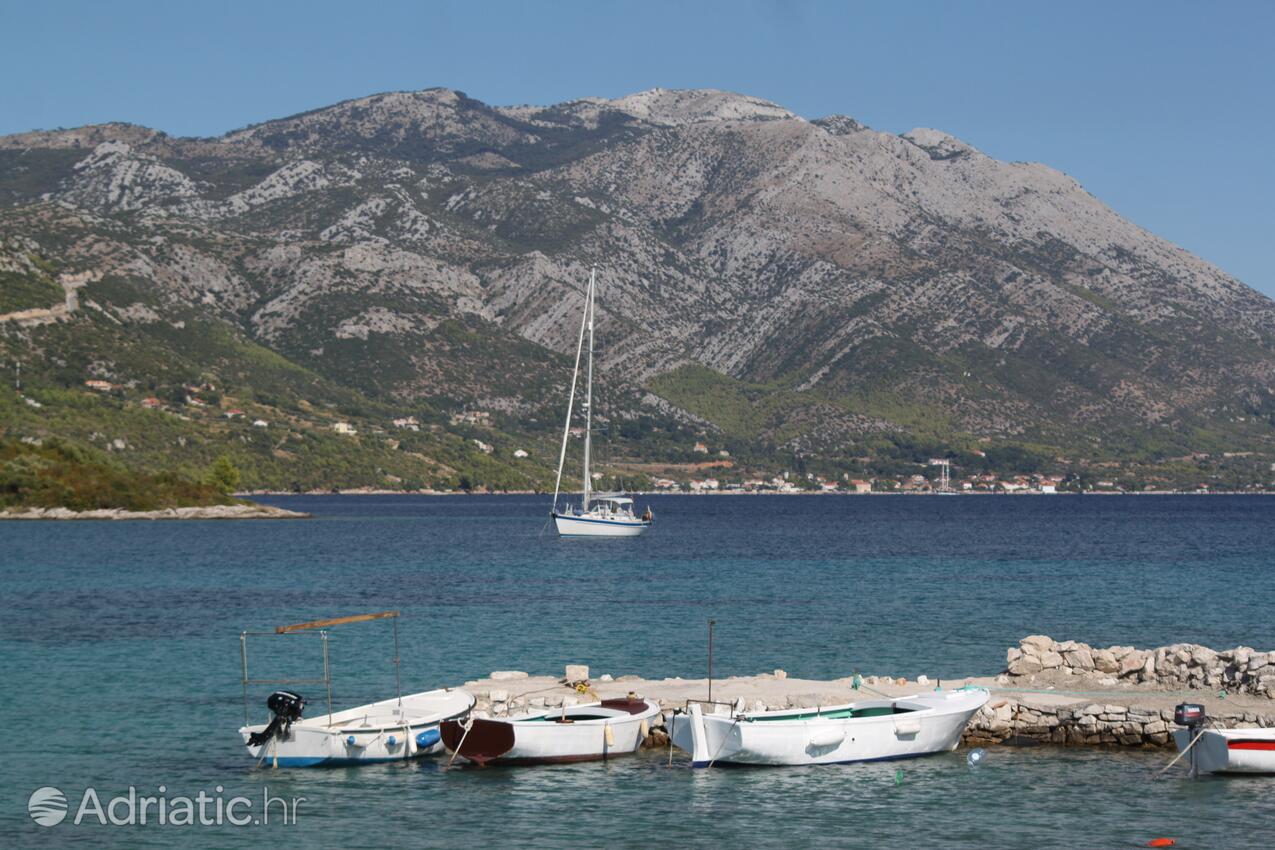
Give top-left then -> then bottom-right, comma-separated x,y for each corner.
549,266 -> 652,538
241,688 -> 475,767
440,697 -> 661,765
668,687 -> 989,767
1171,703 -> 1275,775
237,611 -> 474,767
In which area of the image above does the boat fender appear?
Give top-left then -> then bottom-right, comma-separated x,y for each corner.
640,718 -> 649,738
346,735 -> 366,748
416,728 -> 442,749
386,735 -> 398,748
605,724 -> 615,746
893,718 -> 922,737
807,726 -> 845,748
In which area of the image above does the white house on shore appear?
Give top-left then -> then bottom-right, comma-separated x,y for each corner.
333,422 -> 357,435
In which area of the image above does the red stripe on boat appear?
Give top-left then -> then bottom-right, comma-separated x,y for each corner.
1227,739 -> 1275,751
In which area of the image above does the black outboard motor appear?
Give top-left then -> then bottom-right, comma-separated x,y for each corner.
247,691 -> 306,747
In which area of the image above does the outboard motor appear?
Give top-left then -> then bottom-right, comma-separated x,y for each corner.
247,691 -> 306,747
1174,703 -> 1205,729
1174,703 -> 1207,778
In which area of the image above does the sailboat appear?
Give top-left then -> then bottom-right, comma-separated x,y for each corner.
550,266 -> 653,538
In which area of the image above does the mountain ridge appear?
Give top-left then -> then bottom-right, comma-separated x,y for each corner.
3,86 -> 1274,491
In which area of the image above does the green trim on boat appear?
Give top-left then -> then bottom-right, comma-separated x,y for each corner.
745,706 -> 911,722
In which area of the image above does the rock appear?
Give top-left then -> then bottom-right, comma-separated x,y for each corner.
490,671 -> 529,681
1006,647 -> 1023,665
896,677 -> 907,686
489,689 -> 509,703
917,675 -> 929,686
617,674 -> 641,682
1021,635 -> 1055,653
565,664 -> 589,681
598,673 -> 614,682
529,697 -> 546,708
1008,656 -> 1043,676
774,669 -> 787,680
562,695 -> 579,707
1081,704 -> 1104,716
1064,648 -> 1095,670
1039,651 -> 1064,670
1093,650 -> 1119,673
1119,650 -> 1148,677
546,695 -> 563,707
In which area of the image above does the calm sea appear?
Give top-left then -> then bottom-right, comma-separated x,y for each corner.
3,494 -> 1273,847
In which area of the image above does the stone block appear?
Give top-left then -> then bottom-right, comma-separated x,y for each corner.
1064,648 -> 1095,669
1039,651 -> 1064,669
1119,651 -> 1148,677
1094,650 -> 1119,673
490,670 -> 529,681
565,664 -> 589,681
1021,635 -> 1055,653
1009,656 -> 1043,676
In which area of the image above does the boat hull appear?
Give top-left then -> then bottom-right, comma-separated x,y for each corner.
441,698 -> 661,765
1172,727 -> 1275,774
553,512 -> 650,537
240,688 -> 474,767
669,688 -> 988,767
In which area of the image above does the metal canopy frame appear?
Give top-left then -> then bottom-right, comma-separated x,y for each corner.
239,611 -> 402,726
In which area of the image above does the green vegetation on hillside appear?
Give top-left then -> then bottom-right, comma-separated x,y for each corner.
0,437 -> 235,511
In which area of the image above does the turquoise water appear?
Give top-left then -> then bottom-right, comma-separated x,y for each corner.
3,494 -> 1274,847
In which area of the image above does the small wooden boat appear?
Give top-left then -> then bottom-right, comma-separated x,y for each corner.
668,687 -> 988,767
237,610 -> 474,767
1172,703 -> 1275,775
440,697 -> 661,765
241,688 -> 475,767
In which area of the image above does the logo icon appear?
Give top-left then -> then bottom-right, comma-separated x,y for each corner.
28,786 -> 68,827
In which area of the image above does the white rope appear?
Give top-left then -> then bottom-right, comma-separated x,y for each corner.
446,717 -> 475,769
1154,721 -> 1218,779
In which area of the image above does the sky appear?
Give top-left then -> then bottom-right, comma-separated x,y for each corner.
2,0 -> 1272,295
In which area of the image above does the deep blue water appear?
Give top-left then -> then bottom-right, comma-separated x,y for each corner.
3,494 -> 1274,848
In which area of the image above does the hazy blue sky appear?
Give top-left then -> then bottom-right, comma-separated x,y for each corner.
2,1 -> 1271,294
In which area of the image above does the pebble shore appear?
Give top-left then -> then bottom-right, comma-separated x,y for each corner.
457,636 -> 1275,750
0,503 -> 311,520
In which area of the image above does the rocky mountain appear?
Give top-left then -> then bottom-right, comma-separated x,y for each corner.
3,86 -> 1275,488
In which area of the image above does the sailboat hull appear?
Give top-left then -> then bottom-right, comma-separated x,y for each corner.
553,513 -> 650,537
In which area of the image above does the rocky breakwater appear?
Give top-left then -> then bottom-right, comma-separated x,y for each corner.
1,503 -> 310,520
965,635 -> 1275,747
1006,634 -> 1275,698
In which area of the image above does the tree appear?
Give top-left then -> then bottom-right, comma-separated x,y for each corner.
205,455 -> 241,494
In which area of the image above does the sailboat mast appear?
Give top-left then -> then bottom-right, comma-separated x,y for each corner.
582,266 -> 596,509
552,269 -> 592,513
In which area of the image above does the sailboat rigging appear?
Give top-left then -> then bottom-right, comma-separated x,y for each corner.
550,266 -> 653,537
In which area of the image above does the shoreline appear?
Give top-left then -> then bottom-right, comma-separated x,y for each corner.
237,488 -> 1275,497
0,503 -> 311,521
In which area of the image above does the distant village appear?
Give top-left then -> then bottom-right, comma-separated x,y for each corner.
67,381 -> 1275,495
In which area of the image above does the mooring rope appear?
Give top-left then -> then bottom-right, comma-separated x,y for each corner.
446,717 -> 475,769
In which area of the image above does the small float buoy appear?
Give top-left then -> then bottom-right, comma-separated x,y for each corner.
967,748 -> 986,767
894,768 -> 903,785
1147,839 -> 1176,848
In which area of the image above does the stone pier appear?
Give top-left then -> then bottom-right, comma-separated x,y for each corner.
454,636 -> 1275,750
